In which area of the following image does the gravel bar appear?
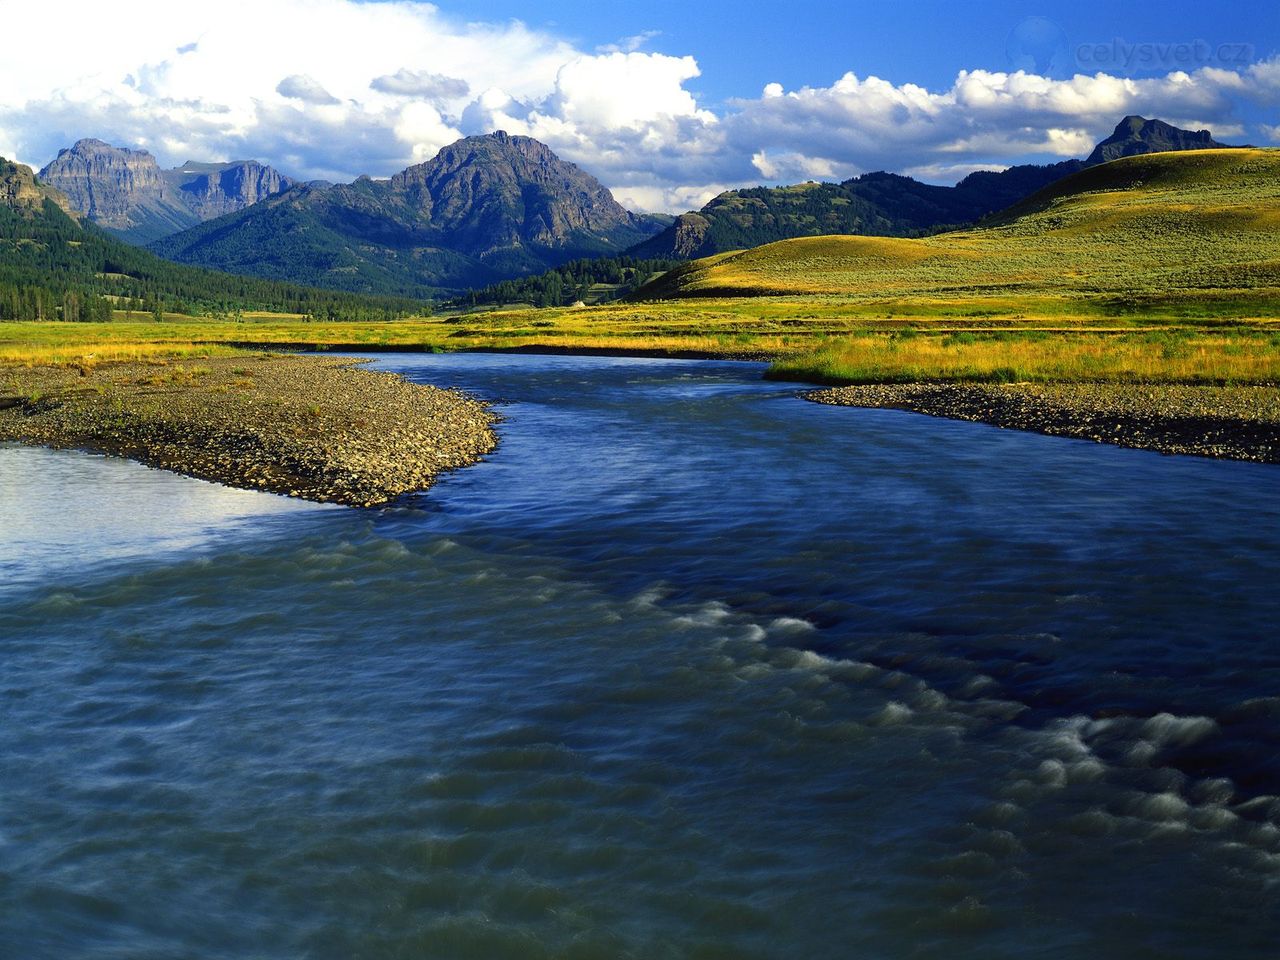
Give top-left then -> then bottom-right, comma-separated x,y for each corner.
0,354 -> 497,506
805,382 -> 1280,464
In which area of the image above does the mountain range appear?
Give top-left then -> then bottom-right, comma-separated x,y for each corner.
632,116 -> 1233,260
0,157 -> 421,321
39,139 -> 294,245
148,133 -> 670,298
30,116 -> 1234,300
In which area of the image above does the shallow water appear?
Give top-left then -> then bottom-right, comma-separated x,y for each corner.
2,354 -> 1278,959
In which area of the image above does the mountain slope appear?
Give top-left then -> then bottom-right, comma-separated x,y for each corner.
39,139 -> 294,244
0,157 -> 421,320
633,116 -> 1233,261
639,149 -> 1280,302
151,132 -> 669,297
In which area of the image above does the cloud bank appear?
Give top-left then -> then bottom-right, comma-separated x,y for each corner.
0,0 -> 1275,211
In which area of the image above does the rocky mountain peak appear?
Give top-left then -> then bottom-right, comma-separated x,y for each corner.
40,139 -> 169,227
1086,115 -> 1231,166
151,132 -> 668,296
38,138 -> 294,244
170,160 -> 294,221
384,132 -> 636,250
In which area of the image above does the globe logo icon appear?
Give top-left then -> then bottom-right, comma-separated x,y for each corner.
1006,17 -> 1074,77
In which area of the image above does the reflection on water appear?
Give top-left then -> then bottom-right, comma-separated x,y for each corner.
1,355 -> 1278,959
0,444 -> 331,591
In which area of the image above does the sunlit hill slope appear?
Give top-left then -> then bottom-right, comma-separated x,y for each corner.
640,149 -> 1280,307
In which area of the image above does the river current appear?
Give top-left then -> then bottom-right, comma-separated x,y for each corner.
2,354 -> 1278,958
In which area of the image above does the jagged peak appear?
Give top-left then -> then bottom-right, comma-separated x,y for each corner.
1086,115 -> 1229,166
388,132 -> 601,196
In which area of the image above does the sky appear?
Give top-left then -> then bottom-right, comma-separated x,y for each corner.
0,0 -> 1276,212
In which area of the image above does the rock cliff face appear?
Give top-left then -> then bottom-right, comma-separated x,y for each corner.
39,140 -> 293,244
0,158 -> 75,216
663,213 -> 711,257
151,132 -> 668,296
1085,115 -> 1231,165
168,160 -> 294,221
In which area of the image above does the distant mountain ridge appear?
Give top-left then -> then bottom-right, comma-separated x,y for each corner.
55,115 -> 1234,298
150,132 -> 671,297
632,116 -> 1237,261
1,152 -> 428,322
167,158 -> 293,222
39,139 -> 294,244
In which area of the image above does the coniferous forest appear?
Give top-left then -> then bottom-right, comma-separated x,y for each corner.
0,198 -> 424,321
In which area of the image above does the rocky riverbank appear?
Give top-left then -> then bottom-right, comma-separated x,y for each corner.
0,354 -> 497,506
805,382 -> 1280,463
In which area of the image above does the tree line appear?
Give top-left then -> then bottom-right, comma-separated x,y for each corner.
450,256 -> 679,308
0,198 -> 427,321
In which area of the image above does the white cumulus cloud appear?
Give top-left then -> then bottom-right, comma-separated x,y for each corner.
0,0 -> 1273,212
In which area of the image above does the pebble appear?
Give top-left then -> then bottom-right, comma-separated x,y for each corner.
806,382 -> 1280,463
0,355 -> 499,506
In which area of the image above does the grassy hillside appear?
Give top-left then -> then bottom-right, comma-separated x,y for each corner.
641,149 -> 1280,311
630,162 -> 1082,259
628,117 -> 1236,263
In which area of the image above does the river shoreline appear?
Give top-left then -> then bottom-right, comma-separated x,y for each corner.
0,355 -> 497,506
805,382 -> 1280,464
4,349 -> 1277,508
213,341 -> 775,362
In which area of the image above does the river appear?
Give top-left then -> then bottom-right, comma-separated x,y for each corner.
2,354 -> 1278,958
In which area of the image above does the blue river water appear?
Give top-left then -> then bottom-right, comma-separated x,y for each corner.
2,354 -> 1278,958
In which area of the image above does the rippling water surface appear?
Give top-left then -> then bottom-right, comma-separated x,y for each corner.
2,354 -> 1278,959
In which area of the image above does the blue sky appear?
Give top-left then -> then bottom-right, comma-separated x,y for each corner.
0,0 -> 1276,211
439,0 -> 1278,102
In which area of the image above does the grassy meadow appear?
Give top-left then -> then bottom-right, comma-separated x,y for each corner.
766,330 -> 1280,386
2,149 -> 1277,389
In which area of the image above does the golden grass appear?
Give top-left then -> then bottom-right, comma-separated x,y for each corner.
650,149 -> 1280,305
4,149 -> 1279,388
769,331 -> 1280,386
6,318 -> 1276,389
0,340 -> 244,367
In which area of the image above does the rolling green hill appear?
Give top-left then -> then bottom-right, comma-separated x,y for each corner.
639,149 -> 1280,307
629,161 -> 1084,259
631,116 -> 1237,262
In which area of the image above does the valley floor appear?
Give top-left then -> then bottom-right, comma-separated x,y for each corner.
2,299 -> 1278,495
